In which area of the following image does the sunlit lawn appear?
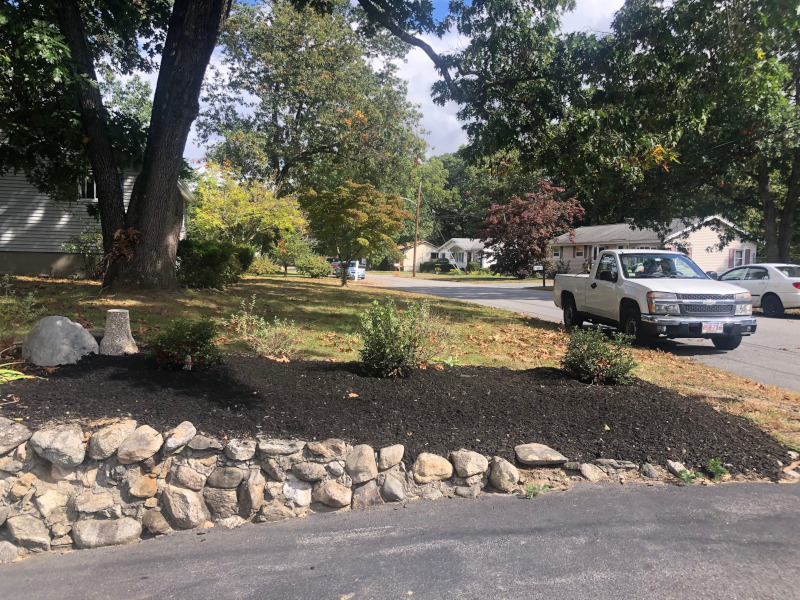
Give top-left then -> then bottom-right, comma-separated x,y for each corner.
2,273 -> 798,451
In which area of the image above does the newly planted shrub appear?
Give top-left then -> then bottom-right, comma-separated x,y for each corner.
704,458 -> 729,482
294,254 -> 332,278
230,296 -> 299,358
149,319 -> 223,371
176,239 -> 254,289
561,328 -> 636,384
525,483 -> 549,499
248,255 -> 282,276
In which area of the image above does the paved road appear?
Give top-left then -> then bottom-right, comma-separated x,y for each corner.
366,274 -> 800,392
1,483 -> 798,599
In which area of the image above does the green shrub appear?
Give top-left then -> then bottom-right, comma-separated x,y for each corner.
561,327 -> 636,385
176,239 -> 253,289
0,275 -> 44,342
419,259 -> 458,273
149,318 -> 223,371
248,255 -> 282,276
359,296 -> 431,377
704,458 -> 729,482
62,228 -> 104,280
229,295 -> 300,358
295,254 -> 332,278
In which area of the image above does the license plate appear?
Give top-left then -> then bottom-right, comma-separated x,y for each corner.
702,322 -> 724,334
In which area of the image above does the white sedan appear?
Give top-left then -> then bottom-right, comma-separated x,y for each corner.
719,263 -> 800,317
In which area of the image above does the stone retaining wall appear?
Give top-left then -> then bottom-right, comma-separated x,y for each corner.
0,416 -> 788,563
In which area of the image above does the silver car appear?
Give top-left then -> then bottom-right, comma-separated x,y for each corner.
719,263 -> 800,317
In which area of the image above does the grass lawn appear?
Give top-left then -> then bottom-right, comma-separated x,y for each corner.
2,273 -> 798,452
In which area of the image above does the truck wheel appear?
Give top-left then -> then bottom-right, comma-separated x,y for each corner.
563,297 -> 583,328
761,294 -> 784,318
711,335 -> 743,350
623,309 -> 649,345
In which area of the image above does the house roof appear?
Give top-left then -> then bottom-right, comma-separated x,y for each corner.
549,218 -> 706,245
398,240 -> 436,251
439,238 -> 486,252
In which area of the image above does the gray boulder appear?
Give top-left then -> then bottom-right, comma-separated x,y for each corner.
0,541 -> 19,564
163,421 -> 197,454
450,449 -> 489,478
162,485 -> 210,529
0,417 -> 32,455
6,515 -> 50,552
22,316 -> 98,366
345,444 -> 378,484
515,443 -> 568,466
73,518 -> 142,549
489,457 -> 519,493
29,423 -> 85,469
88,419 -> 137,460
117,425 -> 163,464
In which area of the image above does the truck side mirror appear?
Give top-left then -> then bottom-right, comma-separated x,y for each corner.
706,271 -> 718,280
598,270 -> 616,282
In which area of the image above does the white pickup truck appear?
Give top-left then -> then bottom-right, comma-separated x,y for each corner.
554,250 -> 757,350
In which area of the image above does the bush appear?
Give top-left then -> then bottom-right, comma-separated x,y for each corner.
248,255 -> 282,276
359,296 -> 440,377
229,295 -> 300,358
419,259 -> 458,273
62,228 -> 104,280
149,318 -> 223,371
0,275 -> 44,342
561,327 -> 636,385
295,254 -> 332,278
176,239 -> 253,289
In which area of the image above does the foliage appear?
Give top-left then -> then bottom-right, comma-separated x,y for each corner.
546,259 -> 572,278
419,259 -> 458,274
0,275 -> 43,342
230,295 -> 299,358
525,483 -> 549,499
294,254 -> 332,278
62,228 -> 104,280
248,256 -> 283,276
0,363 -> 37,385
359,296 -> 440,377
149,318 -> 223,371
268,232 -> 313,275
561,328 -> 636,385
477,182 -> 584,278
704,458 -> 729,482
676,468 -> 699,484
176,239 -> 253,289
300,181 -> 410,286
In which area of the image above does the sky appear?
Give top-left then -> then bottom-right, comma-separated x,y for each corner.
183,0 -> 626,161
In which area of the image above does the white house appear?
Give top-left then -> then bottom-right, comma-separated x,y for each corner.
548,216 -> 757,274
432,238 -> 494,270
397,240 -> 438,271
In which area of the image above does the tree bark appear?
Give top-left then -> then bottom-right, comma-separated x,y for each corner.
54,0 -> 126,264
110,0 -> 233,290
779,146 -> 800,263
758,159 -> 780,262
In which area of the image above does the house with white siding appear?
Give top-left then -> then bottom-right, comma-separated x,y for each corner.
548,217 -> 757,274
0,172 -> 192,277
431,238 -> 494,270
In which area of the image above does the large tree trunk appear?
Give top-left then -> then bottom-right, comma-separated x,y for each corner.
779,147 -> 800,262
54,0 -> 126,264
110,0 -> 233,290
759,159 -> 781,262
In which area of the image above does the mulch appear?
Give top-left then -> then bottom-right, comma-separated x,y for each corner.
1,352 -> 788,480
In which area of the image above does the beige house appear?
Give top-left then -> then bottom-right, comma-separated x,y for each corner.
548,217 -> 757,274
397,240 -> 438,271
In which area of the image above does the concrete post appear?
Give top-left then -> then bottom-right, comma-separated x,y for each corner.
99,309 -> 138,356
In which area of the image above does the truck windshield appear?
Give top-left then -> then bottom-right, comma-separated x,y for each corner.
619,253 -> 706,279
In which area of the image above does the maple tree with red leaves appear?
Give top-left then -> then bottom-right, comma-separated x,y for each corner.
477,181 -> 584,278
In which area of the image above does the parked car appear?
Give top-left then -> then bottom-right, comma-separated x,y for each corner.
554,249 -> 756,350
347,261 -> 366,280
718,263 -> 800,317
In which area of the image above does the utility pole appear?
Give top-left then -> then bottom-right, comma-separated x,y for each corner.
412,179 -> 422,277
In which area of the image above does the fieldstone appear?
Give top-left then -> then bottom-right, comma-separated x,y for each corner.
282,475 -> 313,507
187,435 -> 223,451
74,491 -> 115,513
378,444 -> 405,471
255,503 -> 295,523
163,422 -> 197,454
238,469 -> 266,516
451,449 -> 489,478
0,455 -> 23,473
0,541 -> 19,564
615,460 -> 638,470
326,461 -> 345,478
29,424 -> 85,469
51,522 -> 72,537
580,463 -> 606,482
206,466 -> 244,489
412,453 -> 453,484
306,438 -> 347,458
292,461 -> 327,482
162,485 -> 210,529
73,517 -> 142,549
641,463 -> 660,479
203,488 -> 239,520
117,425 -> 163,464
142,510 -> 174,536
129,474 -> 158,498
257,438 -> 305,456
51,535 -> 73,548
455,485 -> 481,499
188,455 -> 217,475
6,515 -> 50,552
88,420 -> 137,460
313,480 -> 352,508
22,316 -> 98,366
515,443 -> 568,467
34,488 -> 69,522
225,439 -> 257,462
0,506 -> 10,526
351,480 -> 384,509
489,457 -> 519,493
345,445 -> 378,484
667,460 -> 689,478
217,516 -> 247,529
173,465 -> 206,491
788,451 -> 799,461
381,476 -> 406,502
261,457 -> 286,481
8,471 -> 37,501
562,461 -> 582,471
0,417 -> 32,455
99,309 -> 138,356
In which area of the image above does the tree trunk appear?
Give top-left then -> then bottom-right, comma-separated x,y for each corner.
110,0 -> 233,290
54,0 -> 126,261
759,159 -> 780,262
779,146 -> 800,262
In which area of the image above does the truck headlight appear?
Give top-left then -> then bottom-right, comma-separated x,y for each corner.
734,292 -> 752,315
647,291 -> 680,315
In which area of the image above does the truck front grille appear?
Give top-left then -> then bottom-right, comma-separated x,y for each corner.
682,304 -> 734,316
677,294 -> 734,301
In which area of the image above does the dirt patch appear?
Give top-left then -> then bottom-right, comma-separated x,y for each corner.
1,352 -> 789,480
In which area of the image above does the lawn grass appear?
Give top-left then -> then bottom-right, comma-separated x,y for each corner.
2,273 -> 798,451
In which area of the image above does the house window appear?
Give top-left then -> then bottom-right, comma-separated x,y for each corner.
454,252 -> 465,263
734,249 -> 744,267
81,176 -> 97,199
430,252 -> 438,259
575,246 -> 584,258
552,247 -> 561,258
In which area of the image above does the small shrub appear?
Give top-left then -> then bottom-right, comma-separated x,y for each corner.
359,296 -> 432,377
0,275 -> 44,342
704,458 -> 729,482
234,245 -> 256,273
149,318 -> 223,371
248,255 -> 282,276
561,328 -> 636,385
419,259 -> 458,274
295,254 -> 332,278
230,295 -> 299,358
525,483 -> 549,499
676,468 -> 699,484
62,228 -> 104,280
176,239 -> 253,289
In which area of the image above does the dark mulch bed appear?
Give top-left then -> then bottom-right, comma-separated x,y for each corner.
2,352 -> 788,480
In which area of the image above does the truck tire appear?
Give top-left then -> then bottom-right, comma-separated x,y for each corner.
761,294 -> 784,318
563,297 -> 583,328
711,335 -> 743,350
623,309 -> 649,346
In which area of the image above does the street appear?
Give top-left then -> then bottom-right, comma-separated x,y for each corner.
366,274 -> 800,392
